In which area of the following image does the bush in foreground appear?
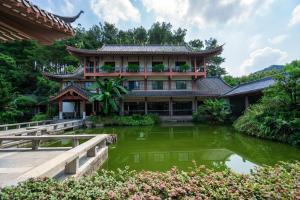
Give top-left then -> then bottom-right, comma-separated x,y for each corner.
1,162 -> 299,199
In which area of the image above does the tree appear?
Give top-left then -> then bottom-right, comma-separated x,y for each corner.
89,78 -> 128,115
234,60 -> 300,146
205,38 -> 226,77
148,22 -> 173,44
188,39 -> 204,50
133,27 -> 148,44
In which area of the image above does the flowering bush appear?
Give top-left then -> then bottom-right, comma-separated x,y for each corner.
1,162 -> 299,199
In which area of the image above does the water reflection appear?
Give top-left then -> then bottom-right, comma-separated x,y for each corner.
82,125 -> 300,173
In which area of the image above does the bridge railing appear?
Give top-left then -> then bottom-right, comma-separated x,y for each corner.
0,120 -> 53,131
11,134 -> 109,181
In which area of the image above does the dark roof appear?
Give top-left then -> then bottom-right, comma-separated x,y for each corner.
67,44 -> 223,57
0,0 -> 81,44
127,77 -> 231,97
223,77 -> 276,97
54,10 -> 84,23
50,83 -> 90,101
196,77 -> 232,96
43,68 -> 84,81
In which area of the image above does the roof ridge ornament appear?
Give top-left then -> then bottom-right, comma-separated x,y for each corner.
54,10 -> 84,23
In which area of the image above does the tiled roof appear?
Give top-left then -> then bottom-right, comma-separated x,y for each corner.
223,77 -> 276,97
50,83 -> 91,101
66,44 -> 223,56
196,77 -> 232,96
127,77 -> 232,97
0,0 -> 82,44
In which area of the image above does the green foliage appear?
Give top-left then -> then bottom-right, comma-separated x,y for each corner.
89,78 -> 128,115
31,113 -> 49,121
205,38 -> 226,77
179,63 -> 190,72
101,64 -> 115,73
193,99 -> 231,124
152,63 -> 165,72
64,65 -> 77,73
1,162 -> 299,199
234,61 -> 300,146
88,114 -> 159,126
223,69 -> 282,86
127,63 -> 139,72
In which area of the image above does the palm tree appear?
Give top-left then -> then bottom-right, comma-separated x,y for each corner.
89,78 -> 128,115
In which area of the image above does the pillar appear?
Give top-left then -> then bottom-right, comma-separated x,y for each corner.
58,99 -> 63,120
145,98 -> 148,115
82,100 -> 86,119
245,96 -> 249,109
169,97 -> 173,116
120,100 -> 124,116
192,97 -> 197,113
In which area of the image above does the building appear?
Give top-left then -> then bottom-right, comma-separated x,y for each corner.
0,0 -> 83,44
45,44 -> 233,120
223,77 -> 276,116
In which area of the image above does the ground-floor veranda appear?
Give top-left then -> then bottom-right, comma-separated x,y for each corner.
56,97 -> 209,119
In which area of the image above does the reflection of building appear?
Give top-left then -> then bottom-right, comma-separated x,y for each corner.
45,44 -> 233,119
0,0 -> 82,44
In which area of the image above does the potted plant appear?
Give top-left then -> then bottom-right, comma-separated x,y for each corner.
179,63 -> 190,72
152,63 -> 165,72
127,63 -> 139,72
101,64 -> 115,73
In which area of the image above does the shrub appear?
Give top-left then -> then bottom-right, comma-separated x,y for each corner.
234,61 -> 300,147
179,63 -> 190,72
87,114 -> 160,126
152,63 -> 165,72
1,162 -> 299,199
127,63 -> 139,72
193,98 -> 231,124
31,113 -> 49,121
101,65 -> 115,73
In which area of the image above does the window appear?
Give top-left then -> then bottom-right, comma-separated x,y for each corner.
127,61 -> 140,72
104,62 -> 115,67
128,81 -> 140,90
152,81 -> 163,90
86,61 -> 94,73
85,82 -> 93,89
176,80 -> 187,90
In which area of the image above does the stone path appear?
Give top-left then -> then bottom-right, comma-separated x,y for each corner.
0,148 -> 67,187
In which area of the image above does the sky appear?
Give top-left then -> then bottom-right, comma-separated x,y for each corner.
31,0 -> 300,76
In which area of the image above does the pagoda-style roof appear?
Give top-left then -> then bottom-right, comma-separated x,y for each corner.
43,67 -> 84,81
127,77 -> 231,97
223,77 -> 276,97
66,44 -> 223,57
50,83 -> 90,101
0,0 -> 83,45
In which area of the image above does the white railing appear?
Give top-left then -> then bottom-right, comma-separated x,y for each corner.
13,134 -> 109,182
0,120 -> 53,131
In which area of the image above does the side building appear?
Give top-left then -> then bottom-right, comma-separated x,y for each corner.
44,44 -> 232,120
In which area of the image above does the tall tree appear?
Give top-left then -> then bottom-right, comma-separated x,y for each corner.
188,39 -> 204,50
205,38 -> 226,77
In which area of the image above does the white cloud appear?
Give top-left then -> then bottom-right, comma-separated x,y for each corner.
62,0 -> 75,15
142,0 -> 274,28
90,0 -> 140,24
268,34 -> 288,45
288,4 -> 300,27
241,47 -> 288,74
249,34 -> 263,50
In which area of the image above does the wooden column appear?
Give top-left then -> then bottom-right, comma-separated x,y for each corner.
84,57 -> 87,74
169,97 -> 173,116
245,96 -> 249,109
145,97 -> 148,115
203,58 -> 207,78
194,57 -> 197,79
58,98 -> 63,120
82,100 -> 86,119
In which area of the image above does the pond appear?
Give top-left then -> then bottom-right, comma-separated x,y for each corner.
81,124 -> 300,174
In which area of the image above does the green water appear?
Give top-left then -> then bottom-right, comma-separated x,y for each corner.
81,124 -> 300,173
